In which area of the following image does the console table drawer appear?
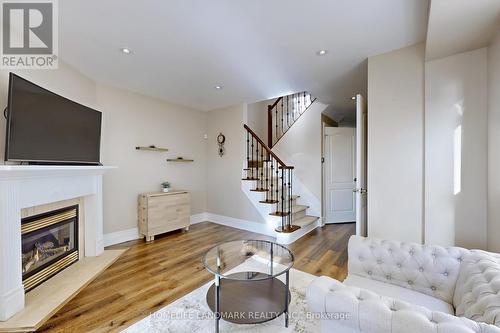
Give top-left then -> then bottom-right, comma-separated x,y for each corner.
138,191 -> 191,242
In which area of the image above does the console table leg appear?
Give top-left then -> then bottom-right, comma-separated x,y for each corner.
215,275 -> 220,333
285,270 -> 289,327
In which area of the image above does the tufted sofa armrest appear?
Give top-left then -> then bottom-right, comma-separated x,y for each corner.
453,250 -> 500,326
307,276 -> 500,333
347,235 -> 471,303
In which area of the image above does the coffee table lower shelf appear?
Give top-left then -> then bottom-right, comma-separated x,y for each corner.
206,272 -> 291,325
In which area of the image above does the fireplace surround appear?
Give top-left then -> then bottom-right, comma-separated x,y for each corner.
0,165 -> 115,321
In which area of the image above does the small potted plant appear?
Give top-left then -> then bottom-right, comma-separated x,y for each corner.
161,181 -> 171,193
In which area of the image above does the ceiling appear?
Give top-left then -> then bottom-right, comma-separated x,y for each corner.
426,0 -> 500,61
59,0 -> 429,112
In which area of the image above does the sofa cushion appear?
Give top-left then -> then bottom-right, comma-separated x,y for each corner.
307,276 -> 500,333
348,235 -> 471,303
453,250 -> 500,327
345,274 -> 455,314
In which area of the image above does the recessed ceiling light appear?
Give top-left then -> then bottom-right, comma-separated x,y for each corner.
120,48 -> 132,54
316,50 -> 328,56
214,85 -> 223,90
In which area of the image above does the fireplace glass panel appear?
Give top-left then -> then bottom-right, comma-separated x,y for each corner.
22,220 -> 76,276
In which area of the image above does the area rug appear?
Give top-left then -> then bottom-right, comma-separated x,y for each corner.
123,257 -> 320,333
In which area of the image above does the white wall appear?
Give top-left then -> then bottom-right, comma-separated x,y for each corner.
206,104 -> 264,222
272,101 -> 328,217
488,28 -> 500,252
425,48 -> 488,249
367,43 -> 425,243
246,99 -> 271,141
97,84 -> 208,234
0,63 -> 208,235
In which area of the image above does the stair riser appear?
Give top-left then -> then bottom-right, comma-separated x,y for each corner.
269,210 -> 307,225
292,209 -> 307,221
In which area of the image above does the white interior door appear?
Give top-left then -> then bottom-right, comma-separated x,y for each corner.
324,127 -> 356,223
355,94 -> 367,236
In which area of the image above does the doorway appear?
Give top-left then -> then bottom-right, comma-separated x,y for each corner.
322,94 -> 367,236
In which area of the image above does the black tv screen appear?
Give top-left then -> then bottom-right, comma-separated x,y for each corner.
5,73 -> 102,164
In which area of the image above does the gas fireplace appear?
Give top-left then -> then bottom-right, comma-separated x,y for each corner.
21,205 -> 79,292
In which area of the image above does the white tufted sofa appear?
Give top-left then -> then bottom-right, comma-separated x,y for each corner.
307,235 -> 500,333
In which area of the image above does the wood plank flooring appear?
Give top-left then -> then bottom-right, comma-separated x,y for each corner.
39,222 -> 355,333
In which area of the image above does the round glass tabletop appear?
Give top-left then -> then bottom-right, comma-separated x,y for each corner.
202,240 -> 294,280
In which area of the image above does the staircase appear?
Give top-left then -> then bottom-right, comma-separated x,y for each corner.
243,124 -> 319,237
268,91 -> 316,147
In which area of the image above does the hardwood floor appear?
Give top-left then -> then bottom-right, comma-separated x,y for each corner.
39,222 -> 355,332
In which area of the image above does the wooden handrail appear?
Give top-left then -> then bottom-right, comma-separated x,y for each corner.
243,124 -> 294,169
268,96 -> 283,110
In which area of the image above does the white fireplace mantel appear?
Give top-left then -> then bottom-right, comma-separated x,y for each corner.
0,165 -> 115,321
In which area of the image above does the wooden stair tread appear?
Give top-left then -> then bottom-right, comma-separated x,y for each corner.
250,188 -> 269,192
270,205 -> 308,216
259,199 -> 279,204
294,215 -> 319,227
242,177 -> 259,181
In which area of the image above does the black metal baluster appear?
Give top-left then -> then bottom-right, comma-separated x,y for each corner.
276,161 -> 279,215
251,136 -> 254,179
265,152 -> 269,201
246,131 -> 250,178
260,143 -> 264,190
286,97 -> 290,130
289,169 -> 293,228
281,100 -> 284,140
270,160 -> 274,202
281,168 -> 285,230
297,93 -> 300,120
255,141 -> 260,189
275,105 -> 278,146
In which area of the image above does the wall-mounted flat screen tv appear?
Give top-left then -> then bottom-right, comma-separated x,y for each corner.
4,73 -> 102,165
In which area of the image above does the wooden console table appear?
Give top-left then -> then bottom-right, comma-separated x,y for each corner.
138,190 -> 191,241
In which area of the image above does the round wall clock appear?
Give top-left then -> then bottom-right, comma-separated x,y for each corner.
217,133 -> 225,157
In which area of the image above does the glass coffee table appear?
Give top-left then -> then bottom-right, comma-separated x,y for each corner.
203,240 -> 294,333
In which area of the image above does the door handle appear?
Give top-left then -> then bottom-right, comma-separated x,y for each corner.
353,189 -> 360,193
353,188 -> 367,193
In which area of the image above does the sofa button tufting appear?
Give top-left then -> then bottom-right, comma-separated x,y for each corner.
443,272 -> 448,277
397,263 -> 402,268
431,286 -> 437,291
419,267 -> 424,272
408,280 -> 413,285
386,275 -> 391,280
368,271 -> 373,275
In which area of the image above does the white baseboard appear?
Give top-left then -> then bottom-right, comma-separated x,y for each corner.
190,212 -> 209,224
204,213 -> 276,238
103,212 -> 317,247
104,213 -> 208,247
103,227 -> 140,247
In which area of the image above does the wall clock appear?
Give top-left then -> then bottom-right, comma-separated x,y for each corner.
217,133 -> 225,157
